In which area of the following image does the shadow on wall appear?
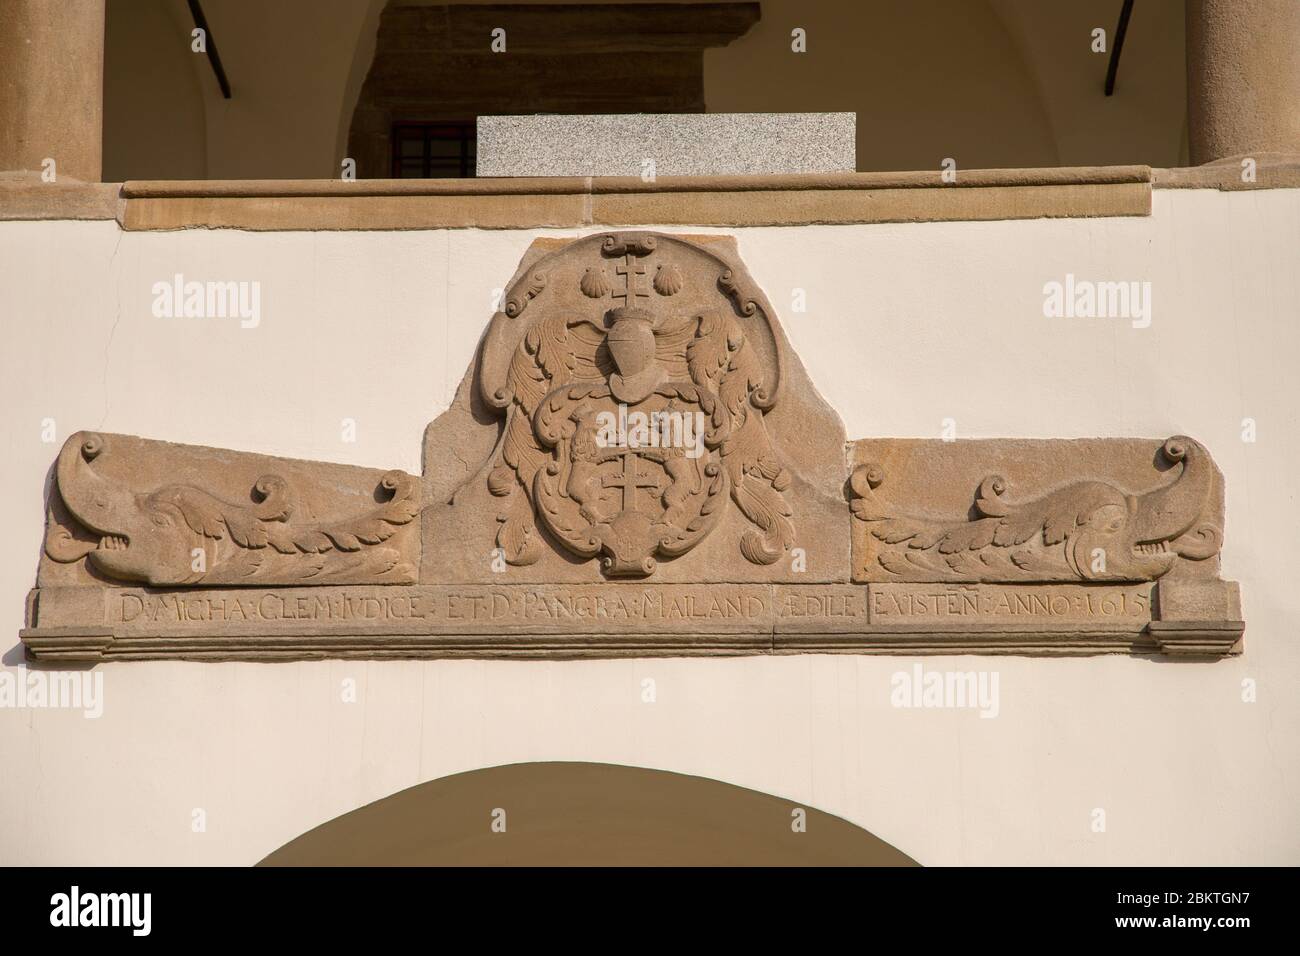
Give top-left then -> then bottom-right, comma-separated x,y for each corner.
259,761 -> 919,866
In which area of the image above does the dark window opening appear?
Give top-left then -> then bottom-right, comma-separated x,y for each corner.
390,121 -> 476,178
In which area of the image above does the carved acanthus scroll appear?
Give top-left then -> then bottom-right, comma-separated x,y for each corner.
46,432 -> 420,586
851,436 -> 1223,583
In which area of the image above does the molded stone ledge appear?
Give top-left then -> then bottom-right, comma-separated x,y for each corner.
120,168 -> 1153,230
4,164 -> 1295,231
3,166 -> 1156,229
116,166 -> 1153,197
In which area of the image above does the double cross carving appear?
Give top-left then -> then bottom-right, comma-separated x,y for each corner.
612,254 -> 651,311
598,446 -> 662,511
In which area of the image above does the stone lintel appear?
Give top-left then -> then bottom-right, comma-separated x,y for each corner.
21,579 -> 1243,662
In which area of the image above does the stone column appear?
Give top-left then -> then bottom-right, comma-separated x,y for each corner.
0,0 -> 106,181
1186,0 -> 1300,164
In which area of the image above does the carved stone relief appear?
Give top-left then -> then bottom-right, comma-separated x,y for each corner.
21,231 -> 1243,662
850,436 -> 1224,583
41,432 -> 420,587
420,232 -> 848,584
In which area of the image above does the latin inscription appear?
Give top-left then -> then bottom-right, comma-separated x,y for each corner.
774,586 -> 868,632
81,583 -> 1154,637
441,587 -> 770,627
118,591 -> 432,625
110,585 -> 776,632
870,584 -> 1152,622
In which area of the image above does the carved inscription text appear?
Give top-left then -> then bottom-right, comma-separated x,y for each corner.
869,583 -> 1152,623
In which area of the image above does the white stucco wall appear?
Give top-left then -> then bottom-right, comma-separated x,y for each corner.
1,187 -> 1297,865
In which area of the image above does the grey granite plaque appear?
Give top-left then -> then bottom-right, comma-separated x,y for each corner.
476,112 -> 856,177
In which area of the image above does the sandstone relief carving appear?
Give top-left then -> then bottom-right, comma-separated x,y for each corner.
21,231 -> 1243,662
42,432 -> 420,586
850,436 -> 1223,583
486,234 -> 791,576
422,231 -> 847,585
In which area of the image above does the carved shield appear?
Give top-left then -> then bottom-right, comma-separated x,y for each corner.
479,232 -> 798,578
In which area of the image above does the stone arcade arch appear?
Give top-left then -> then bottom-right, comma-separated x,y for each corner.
258,762 -> 918,866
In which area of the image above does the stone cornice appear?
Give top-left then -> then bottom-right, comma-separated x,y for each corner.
120,167 -> 1153,230
4,164 -> 1299,230
1,167 -> 1150,230
117,166 -> 1152,197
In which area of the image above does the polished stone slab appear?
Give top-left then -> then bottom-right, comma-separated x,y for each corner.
476,112 -> 855,177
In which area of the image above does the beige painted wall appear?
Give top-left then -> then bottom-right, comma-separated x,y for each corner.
102,0 -> 208,181
706,0 -> 1188,170
101,0 -> 1189,180
712,0 -> 1054,170
1,187 -> 1297,864
103,0 -> 385,181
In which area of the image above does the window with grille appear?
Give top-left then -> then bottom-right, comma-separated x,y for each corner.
390,121 -> 477,178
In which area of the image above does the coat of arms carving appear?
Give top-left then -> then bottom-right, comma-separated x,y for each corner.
482,233 -> 794,577
418,231 -> 849,589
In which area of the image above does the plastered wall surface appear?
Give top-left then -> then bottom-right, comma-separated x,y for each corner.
0,187 -> 1296,864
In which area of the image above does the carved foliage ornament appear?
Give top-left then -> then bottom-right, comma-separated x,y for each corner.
46,432 -> 420,586
483,233 -> 794,577
850,436 -> 1223,583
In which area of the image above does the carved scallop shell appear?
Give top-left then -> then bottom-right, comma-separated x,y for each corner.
653,263 -> 683,296
580,267 -> 610,298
